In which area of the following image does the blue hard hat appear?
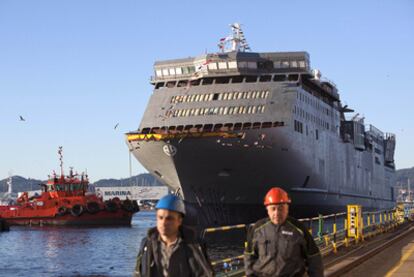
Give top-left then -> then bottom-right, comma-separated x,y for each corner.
155,194 -> 186,215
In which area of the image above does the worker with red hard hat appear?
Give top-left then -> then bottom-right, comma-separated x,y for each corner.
244,187 -> 324,277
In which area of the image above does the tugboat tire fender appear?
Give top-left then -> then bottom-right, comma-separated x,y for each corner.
121,199 -> 135,212
86,202 -> 100,214
105,200 -> 118,212
71,204 -> 84,217
57,206 -> 68,216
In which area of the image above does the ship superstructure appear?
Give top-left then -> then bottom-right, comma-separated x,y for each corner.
126,24 -> 396,226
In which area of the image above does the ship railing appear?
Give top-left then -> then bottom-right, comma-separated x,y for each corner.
204,206 -> 414,275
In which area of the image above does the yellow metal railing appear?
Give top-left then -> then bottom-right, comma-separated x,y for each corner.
207,203 -> 414,276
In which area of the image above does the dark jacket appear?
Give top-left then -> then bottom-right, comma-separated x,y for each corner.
244,216 -> 324,277
134,225 -> 214,277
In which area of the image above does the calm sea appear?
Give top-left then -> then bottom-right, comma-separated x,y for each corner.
0,211 -> 157,277
0,211 -> 245,277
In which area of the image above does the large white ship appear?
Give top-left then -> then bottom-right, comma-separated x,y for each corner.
126,24 -> 396,226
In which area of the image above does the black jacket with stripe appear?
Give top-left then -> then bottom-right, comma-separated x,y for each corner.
244,216 -> 324,277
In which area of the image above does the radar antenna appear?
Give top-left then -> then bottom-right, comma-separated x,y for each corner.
218,23 -> 251,53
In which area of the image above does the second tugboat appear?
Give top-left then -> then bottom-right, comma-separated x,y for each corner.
0,147 -> 139,226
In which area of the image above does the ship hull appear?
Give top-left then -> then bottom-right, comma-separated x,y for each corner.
128,126 -> 395,226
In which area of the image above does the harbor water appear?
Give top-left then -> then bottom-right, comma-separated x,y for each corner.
0,211 -> 155,277
0,210 -> 347,276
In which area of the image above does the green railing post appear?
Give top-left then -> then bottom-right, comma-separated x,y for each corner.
318,214 -> 324,240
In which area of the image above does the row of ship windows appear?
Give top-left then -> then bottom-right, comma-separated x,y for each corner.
294,106 -> 331,131
294,120 -> 320,140
155,74 -> 300,89
142,121 -> 285,134
297,91 -> 334,117
155,60 -> 308,77
164,105 -> 266,118
170,90 -> 270,104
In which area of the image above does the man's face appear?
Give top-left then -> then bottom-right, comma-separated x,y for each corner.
156,209 -> 183,237
266,204 -> 289,225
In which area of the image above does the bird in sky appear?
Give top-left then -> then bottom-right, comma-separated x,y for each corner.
19,115 -> 25,121
114,123 -> 119,130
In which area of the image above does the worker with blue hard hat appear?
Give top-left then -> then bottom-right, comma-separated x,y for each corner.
134,194 -> 213,277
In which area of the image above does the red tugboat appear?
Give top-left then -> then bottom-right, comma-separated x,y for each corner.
0,147 -> 139,226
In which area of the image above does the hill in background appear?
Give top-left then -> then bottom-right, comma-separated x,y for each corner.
0,173 -> 164,193
2,167 -> 414,193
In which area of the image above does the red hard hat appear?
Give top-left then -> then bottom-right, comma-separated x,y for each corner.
264,187 -> 291,206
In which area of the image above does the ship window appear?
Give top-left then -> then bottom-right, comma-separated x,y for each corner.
228,92 -> 234,100
316,129 -> 319,140
221,106 -> 228,115
190,79 -> 200,86
216,77 -> 230,84
169,68 -> 175,75
242,122 -> 251,130
208,94 -> 214,101
247,62 -> 257,69
177,80 -> 188,87
151,127 -> 160,133
175,67 -> 182,75
246,91 -> 252,99
224,123 -> 233,129
253,122 -> 261,129
155,82 -> 165,89
252,106 -> 257,113
291,61 -> 298,67
259,75 -> 272,82
274,75 -> 287,82
274,61 -> 281,68
247,106 -> 252,113
176,125 -> 184,131
232,76 -> 244,83
299,61 -> 306,68
214,124 -> 223,131
203,124 -> 213,132
142,128 -> 150,134
208,63 -> 218,70
184,125 -> 193,130
188,66 -> 195,73
168,126 -> 176,131
233,123 -> 242,130
259,61 -> 273,70
288,74 -> 299,81
218,62 -> 227,69
281,61 -> 289,68
262,122 -> 272,128
166,81 -> 176,88
228,61 -> 237,69
213,107 -> 219,114
238,61 -> 248,68
156,69 -> 162,76
202,78 -> 214,85
218,107 -> 224,114
162,69 -> 169,76
245,76 -> 257,83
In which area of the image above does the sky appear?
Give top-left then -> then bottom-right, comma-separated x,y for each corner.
0,0 -> 413,181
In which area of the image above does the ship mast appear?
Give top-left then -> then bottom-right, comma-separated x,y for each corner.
218,23 -> 251,53
6,175 -> 12,195
58,146 -> 64,177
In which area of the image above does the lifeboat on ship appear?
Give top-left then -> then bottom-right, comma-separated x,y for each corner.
0,148 -> 139,227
